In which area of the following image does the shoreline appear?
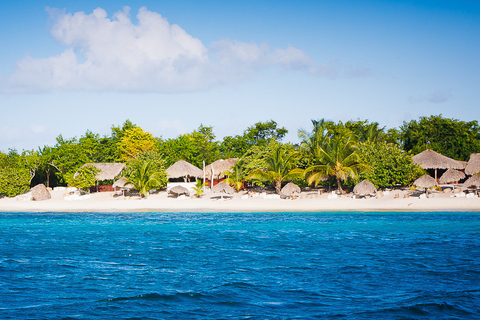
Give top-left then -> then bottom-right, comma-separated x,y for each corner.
1,189 -> 480,213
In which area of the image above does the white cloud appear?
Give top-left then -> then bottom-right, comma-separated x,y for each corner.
2,6 -> 327,93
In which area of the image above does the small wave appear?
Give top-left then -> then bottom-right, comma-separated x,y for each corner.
101,292 -> 207,303
360,301 -> 477,318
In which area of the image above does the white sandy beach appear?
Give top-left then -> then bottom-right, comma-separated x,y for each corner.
1,188 -> 480,212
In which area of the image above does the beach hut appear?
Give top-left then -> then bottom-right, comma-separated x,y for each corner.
465,153 -> 480,176
205,158 -> 238,185
211,181 -> 235,194
281,182 -> 301,197
412,149 -> 465,182
439,168 -> 465,185
166,160 -> 203,182
78,163 -> 126,192
168,185 -> 190,197
353,180 -> 377,196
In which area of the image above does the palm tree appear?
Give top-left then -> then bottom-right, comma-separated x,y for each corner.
298,119 -> 332,164
304,131 -> 366,194
223,164 -> 245,192
126,160 -> 164,198
247,147 -> 303,194
191,179 -> 206,197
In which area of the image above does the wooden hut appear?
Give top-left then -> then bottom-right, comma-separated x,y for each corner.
412,149 -> 465,182
78,163 -> 126,192
166,160 -> 203,182
205,158 -> 238,186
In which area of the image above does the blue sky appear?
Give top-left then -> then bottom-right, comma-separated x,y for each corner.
1,0 -> 479,151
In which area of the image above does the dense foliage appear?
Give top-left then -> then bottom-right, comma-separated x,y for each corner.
66,165 -> 101,193
1,115 -> 479,197
358,142 -> 423,188
400,115 -> 480,161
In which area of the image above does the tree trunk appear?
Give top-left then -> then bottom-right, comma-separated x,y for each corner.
275,180 -> 282,194
336,176 -> 345,195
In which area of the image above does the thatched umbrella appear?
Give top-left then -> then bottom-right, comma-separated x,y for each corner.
465,153 -> 480,176
412,149 -> 465,181
166,160 -> 203,182
464,174 -> 480,188
281,182 -> 301,196
205,158 -> 238,181
112,177 -> 134,196
413,174 -> 437,195
168,185 -> 190,197
439,168 -> 465,184
211,181 -> 235,195
353,180 -> 377,195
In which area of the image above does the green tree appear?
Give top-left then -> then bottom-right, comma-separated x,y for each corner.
220,120 -> 288,158
117,127 -> 156,162
66,165 -> 101,193
400,115 -> 480,161
191,178 -> 206,197
48,135 -> 88,184
0,167 -> 30,197
247,146 -> 303,194
358,142 -> 423,188
0,150 -> 31,197
125,159 -> 166,198
304,131 -> 365,194
223,163 -> 246,191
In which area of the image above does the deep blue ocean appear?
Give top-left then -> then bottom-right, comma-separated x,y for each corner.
0,211 -> 479,319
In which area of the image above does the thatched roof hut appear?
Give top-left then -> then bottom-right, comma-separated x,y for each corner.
465,153 -> 480,176
281,182 -> 301,196
463,174 -> 480,188
166,160 -> 203,181
413,174 -> 437,189
79,163 -> 126,181
211,181 -> 235,194
168,185 -> 190,197
439,168 -> 465,184
205,158 -> 238,180
353,180 -> 377,195
412,149 -> 465,170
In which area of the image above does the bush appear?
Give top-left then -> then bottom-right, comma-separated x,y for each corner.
0,167 -> 30,197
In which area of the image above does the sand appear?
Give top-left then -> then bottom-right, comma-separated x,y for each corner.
1,188 -> 480,212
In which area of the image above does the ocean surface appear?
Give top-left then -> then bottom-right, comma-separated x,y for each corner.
0,211 -> 479,319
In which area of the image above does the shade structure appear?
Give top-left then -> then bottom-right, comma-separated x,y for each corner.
211,181 -> 235,194
439,168 -> 466,184
205,158 -> 238,180
465,153 -> 480,176
412,149 -> 465,170
168,185 -> 190,197
281,182 -> 301,196
413,174 -> 437,189
412,149 -> 465,181
353,180 -> 377,195
463,174 -> 480,188
77,163 -> 126,181
166,160 -> 203,181
112,177 -> 134,189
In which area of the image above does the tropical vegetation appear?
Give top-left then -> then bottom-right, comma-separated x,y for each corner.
0,115 -> 477,197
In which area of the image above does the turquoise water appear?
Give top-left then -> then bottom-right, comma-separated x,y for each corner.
0,211 -> 479,319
